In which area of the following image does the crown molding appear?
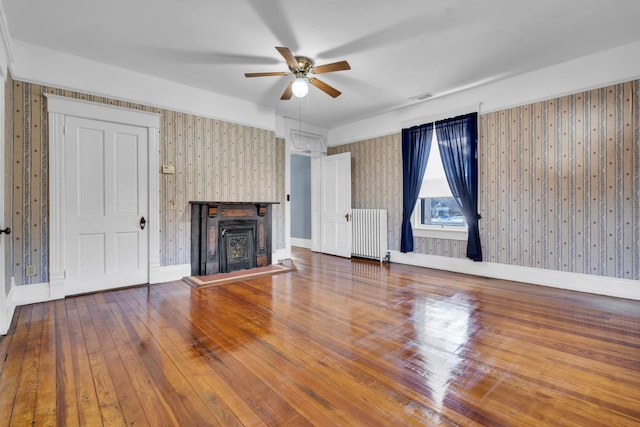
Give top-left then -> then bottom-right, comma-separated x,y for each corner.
0,1 -> 14,69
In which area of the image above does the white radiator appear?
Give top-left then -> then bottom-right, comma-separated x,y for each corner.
351,209 -> 388,262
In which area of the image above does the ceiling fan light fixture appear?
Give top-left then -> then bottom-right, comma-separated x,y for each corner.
245,47 -> 349,100
292,77 -> 309,98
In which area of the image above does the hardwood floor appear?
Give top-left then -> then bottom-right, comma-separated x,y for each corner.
1,247 -> 639,426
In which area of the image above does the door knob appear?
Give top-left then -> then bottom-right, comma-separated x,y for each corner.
140,217 -> 146,230
0,227 -> 10,235
345,213 -> 350,222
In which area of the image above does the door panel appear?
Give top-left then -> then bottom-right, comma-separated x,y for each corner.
77,127 -> 105,216
320,153 -> 352,258
115,134 -> 139,214
116,232 -> 140,270
65,117 -> 148,294
77,233 -> 106,275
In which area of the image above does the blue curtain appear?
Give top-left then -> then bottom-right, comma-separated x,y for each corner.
435,113 -> 483,261
400,123 -> 433,253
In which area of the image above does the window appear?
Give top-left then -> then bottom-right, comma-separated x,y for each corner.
418,198 -> 465,226
413,131 -> 467,240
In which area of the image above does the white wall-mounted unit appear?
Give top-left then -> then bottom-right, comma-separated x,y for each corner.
352,209 -> 388,263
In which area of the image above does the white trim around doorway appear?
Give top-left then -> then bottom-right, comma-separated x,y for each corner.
45,94 -> 161,298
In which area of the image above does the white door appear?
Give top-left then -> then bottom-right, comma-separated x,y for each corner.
65,117 -> 148,294
320,152 -> 352,258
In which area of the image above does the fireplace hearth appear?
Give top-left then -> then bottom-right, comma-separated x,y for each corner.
190,202 -> 277,276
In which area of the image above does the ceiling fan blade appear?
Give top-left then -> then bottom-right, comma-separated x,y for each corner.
275,46 -> 299,69
281,81 -> 293,100
309,78 -> 341,98
245,72 -> 288,77
311,60 -> 351,74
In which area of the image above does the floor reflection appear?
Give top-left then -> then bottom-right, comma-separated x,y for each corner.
410,293 -> 477,408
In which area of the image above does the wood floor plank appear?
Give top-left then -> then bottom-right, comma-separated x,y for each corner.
120,288 -> 251,426
215,283 -> 442,425
1,247 -> 640,426
109,289 -> 220,426
124,286 -> 294,426
0,305 -> 32,427
184,295 -> 384,425
53,299 -> 80,427
141,287 -> 318,426
63,297 -> 103,427
33,302 -> 57,425
75,294 -> 134,426
102,296 -> 181,427
181,286 -> 388,424
233,280 -> 460,424
9,304 -> 44,426
86,294 -> 151,427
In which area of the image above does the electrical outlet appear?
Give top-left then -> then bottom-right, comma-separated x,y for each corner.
25,265 -> 36,277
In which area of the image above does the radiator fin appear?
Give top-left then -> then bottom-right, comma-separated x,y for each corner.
351,209 -> 388,262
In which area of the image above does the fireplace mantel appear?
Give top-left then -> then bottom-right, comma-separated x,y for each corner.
190,201 -> 278,276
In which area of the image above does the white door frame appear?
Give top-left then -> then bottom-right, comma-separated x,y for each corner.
283,117 -> 328,256
45,94 -> 161,298
0,70 -> 10,334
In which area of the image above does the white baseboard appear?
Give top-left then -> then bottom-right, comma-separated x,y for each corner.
7,263 -> 191,311
150,263 -> 191,284
291,238 -> 312,249
12,281 -> 59,306
274,248 -> 290,263
389,250 -> 640,301
0,286 -> 16,335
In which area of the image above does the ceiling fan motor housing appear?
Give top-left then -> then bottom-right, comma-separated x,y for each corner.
291,56 -> 314,74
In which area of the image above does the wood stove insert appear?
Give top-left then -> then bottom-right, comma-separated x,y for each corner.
190,201 -> 277,276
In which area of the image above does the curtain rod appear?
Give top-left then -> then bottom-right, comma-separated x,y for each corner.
400,102 -> 482,128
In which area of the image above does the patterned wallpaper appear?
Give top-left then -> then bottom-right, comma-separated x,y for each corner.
481,80 -> 639,279
274,138 -> 286,250
5,79 -> 285,286
330,79 -> 640,280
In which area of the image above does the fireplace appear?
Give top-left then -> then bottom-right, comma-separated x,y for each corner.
190,202 -> 277,276
219,220 -> 256,273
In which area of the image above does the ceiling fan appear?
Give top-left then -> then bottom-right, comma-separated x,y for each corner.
245,46 -> 351,100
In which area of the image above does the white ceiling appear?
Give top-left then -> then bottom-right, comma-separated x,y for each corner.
4,0 -> 640,128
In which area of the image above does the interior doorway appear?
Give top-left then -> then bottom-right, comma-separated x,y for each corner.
290,154 -> 312,248
283,116 -> 328,257
46,94 -> 161,298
